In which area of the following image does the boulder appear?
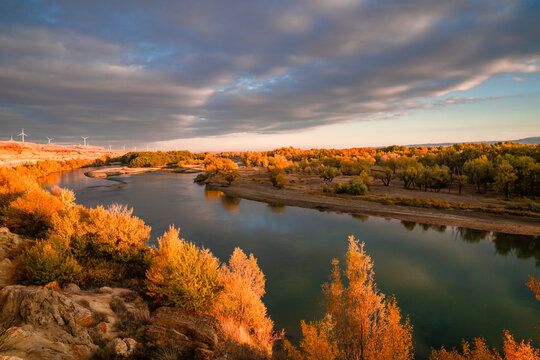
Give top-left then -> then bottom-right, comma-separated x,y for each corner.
0,285 -> 97,360
63,283 -> 81,293
139,307 -> 224,356
109,338 -> 137,357
0,228 -> 27,288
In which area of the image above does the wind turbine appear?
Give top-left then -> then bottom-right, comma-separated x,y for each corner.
122,144 -> 126,151
81,136 -> 88,146
108,144 -> 112,151
46,137 -> 54,144
10,135 -> 13,141
146,144 -> 149,152
18,128 -> 27,142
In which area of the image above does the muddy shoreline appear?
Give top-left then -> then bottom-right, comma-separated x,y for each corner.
208,182 -> 540,236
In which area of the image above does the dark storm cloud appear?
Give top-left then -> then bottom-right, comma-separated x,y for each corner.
0,0 -> 539,144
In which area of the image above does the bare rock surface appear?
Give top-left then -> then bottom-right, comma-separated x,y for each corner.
139,306 -> 225,358
0,228 -> 27,289
0,285 -> 97,360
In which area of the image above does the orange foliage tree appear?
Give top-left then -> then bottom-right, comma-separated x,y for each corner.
212,248 -> 275,353
286,236 -> 413,360
430,331 -> 539,360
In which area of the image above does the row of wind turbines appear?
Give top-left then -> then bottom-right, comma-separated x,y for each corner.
8,128 -> 162,152
10,128 -> 91,147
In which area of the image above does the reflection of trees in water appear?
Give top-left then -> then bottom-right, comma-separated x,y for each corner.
351,214 -> 368,222
455,228 -> 489,243
399,221 -> 539,266
400,221 -> 446,232
204,189 -> 226,199
401,221 -> 416,231
203,188 -> 241,212
268,204 -> 286,214
220,195 -> 241,213
491,233 -> 540,266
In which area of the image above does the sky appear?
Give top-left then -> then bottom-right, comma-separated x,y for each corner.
0,0 -> 539,151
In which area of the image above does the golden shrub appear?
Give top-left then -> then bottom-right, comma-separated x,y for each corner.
146,226 -> 222,311
19,236 -> 81,285
212,248 -> 275,353
430,332 -> 539,360
3,188 -> 64,237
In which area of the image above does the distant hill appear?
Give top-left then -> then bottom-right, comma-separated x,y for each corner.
407,136 -> 540,147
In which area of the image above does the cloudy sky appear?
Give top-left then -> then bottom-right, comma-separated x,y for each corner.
1,1 -> 539,150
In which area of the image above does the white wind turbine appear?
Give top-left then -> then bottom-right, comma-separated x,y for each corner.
81,136 -> 89,146
46,137 -> 54,144
18,128 -> 27,142
108,144 -> 112,151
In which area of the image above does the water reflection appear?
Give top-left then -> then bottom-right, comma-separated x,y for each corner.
400,221 -> 540,266
204,188 -> 242,213
268,204 -> 286,214
351,214 -> 369,222
493,233 -> 540,266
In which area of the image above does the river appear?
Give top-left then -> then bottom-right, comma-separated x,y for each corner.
46,169 -> 539,358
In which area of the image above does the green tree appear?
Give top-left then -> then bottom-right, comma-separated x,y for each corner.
494,161 -> 517,200
455,175 -> 468,195
374,167 -> 393,186
464,157 -> 494,193
320,166 -> 342,183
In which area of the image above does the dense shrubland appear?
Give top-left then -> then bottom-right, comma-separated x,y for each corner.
120,150 -> 205,168
1,158 -> 538,359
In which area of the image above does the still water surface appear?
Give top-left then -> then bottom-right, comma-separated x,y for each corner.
47,169 -> 539,358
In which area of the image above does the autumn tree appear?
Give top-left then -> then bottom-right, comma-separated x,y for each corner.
464,157 -> 494,193
430,331 -> 539,360
204,157 -> 241,185
284,315 -> 339,360
455,175 -> 468,195
212,248 -> 275,353
288,236 -> 413,360
494,161 -> 517,200
527,276 -> 540,301
320,166 -> 342,183
373,167 -> 393,186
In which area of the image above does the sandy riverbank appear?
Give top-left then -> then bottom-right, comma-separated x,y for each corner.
208,180 -> 540,236
84,164 -> 204,178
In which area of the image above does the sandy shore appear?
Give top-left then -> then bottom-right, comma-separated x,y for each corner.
84,165 -> 203,178
208,181 -> 540,236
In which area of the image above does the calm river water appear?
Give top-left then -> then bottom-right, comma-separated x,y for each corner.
47,169 -> 539,358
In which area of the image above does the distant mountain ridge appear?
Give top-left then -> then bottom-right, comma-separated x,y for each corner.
406,136 -> 540,147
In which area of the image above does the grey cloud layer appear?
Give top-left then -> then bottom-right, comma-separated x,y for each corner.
0,0 -> 539,144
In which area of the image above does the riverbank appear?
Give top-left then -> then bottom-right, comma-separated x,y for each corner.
208,177 -> 540,236
84,164 -> 204,178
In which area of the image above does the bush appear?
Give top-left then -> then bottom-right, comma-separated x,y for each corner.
194,173 -> 209,183
334,180 -> 368,195
59,204 -> 151,262
146,226 -> 223,311
3,188 -> 64,237
19,236 -> 81,285
268,168 -> 288,189
212,248 -> 275,353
